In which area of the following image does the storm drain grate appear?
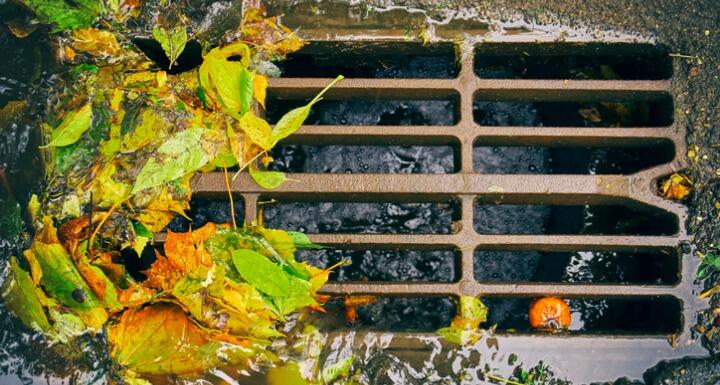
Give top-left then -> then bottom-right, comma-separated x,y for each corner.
187,40 -> 700,351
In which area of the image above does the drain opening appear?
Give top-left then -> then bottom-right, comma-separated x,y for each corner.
267,97 -> 459,126
263,200 -> 460,234
132,38 -> 203,74
472,141 -> 675,174
297,248 -> 459,282
276,41 -> 459,79
474,43 -> 671,80
318,297 -> 456,331
474,249 -> 679,285
473,96 -> 673,127
473,203 -> 678,236
167,198 -> 245,232
485,296 -> 681,334
269,144 -> 458,174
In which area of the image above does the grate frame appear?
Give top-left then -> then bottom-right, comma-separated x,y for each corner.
185,38 -> 705,369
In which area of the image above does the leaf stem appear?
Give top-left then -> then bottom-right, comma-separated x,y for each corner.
485,373 -> 526,385
309,75 -> 344,106
222,165 -> 237,229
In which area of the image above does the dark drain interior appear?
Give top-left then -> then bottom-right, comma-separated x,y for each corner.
185,40 -> 691,343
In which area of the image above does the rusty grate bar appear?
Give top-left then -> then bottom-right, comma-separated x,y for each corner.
188,41 -> 700,345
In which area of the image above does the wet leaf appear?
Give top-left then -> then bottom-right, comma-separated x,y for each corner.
249,163 -> 286,189
152,26 -> 188,68
21,0 -> 101,30
136,187 -> 190,232
253,74 -> 268,109
232,249 -> 289,297
239,110 -> 273,150
1,257 -> 52,332
42,103 -> 92,147
451,296 -> 488,329
660,173 -> 693,200
272,75 -> 343,144
697,252 -> 720,280
26,242 -> 108,330
71,28 -> 121,57
132,128 -> 211,193
321,355 -> 355,384
239,67 -> 255,116
163,223 -> 217,276
286,231 -> 325,250
108,303 -> 251,375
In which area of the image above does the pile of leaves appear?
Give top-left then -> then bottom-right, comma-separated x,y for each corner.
1,2 -> 347,383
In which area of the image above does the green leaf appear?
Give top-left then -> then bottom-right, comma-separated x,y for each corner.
231,249 -> 290,297
132,128 -> 211,193
30,242 -> 108,329
697,252 -> 720,280
132,221 -> 154,238
43,103 -> 93,147
239,67 -> 255,116
249,164 -> 286,189
1,257 -> 52,332
321,355 -> 355,383
271,75 -> 343,144
271,275 -> 314,316
20,0 -> 101,30
286,231 -> 325,249
152,26 -> 188,68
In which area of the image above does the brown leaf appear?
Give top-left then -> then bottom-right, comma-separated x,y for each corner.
163,223 -> 218,275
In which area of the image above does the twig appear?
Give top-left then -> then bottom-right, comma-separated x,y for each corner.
88,200 -> 122,256
222,165 -> 237,229
669,53 -> 698,59
485,373 -> 526,385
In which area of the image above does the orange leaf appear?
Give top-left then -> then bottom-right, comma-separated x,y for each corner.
144,251 -> 184,291
163,223 -> 217,275
660,173 -> 692,200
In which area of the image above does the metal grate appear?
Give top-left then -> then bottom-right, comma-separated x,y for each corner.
186,40 -> 705,375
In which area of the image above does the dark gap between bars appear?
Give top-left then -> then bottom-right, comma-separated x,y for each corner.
474,43 -> 671,80
472,96 -> 673,127
276,41 -> 459,79
472,141 -> 675,175
484,296 -> 682,335
263,200 -> 460,235
473,203 -> 678,236
297,248 -> 460,283
474,249 -> 679,285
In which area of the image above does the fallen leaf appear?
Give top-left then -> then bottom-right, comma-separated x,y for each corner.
660,173 -> 693,200
253,74 -> 268,109
132,128 -> 211,193
42,103 -> 93,148
249,163 -> 286,189
108,303 -> 252,375
71,28 -> 121,57
163,223 -> 217,276
238,110 -> 273,150
152,26 -> 188,68
272,75 -> 343,144
232,249 -> 290,296
1,256 -> 52,332
26,242 -> 108,330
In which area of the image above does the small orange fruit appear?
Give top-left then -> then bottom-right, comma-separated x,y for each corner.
529,297 -> 571,330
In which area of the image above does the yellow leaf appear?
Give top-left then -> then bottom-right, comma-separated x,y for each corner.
136,188 -> 190,232
253,74 -> 267,109
238,111 -> 273,150
108,303 -> 252,375
660,173 -> 692,200
71,28 -> 121,57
